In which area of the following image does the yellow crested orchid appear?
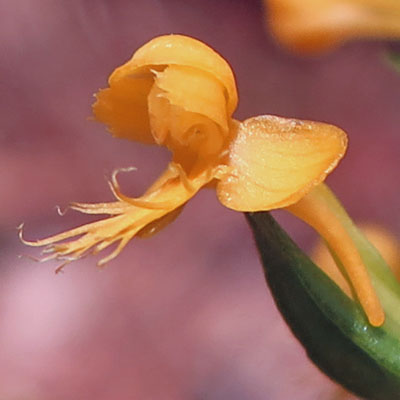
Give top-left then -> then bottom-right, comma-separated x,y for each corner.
266,0 -> 400,54
22,35 -> 384,326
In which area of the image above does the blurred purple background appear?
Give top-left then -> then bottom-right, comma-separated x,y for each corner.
1,1 -> 400,399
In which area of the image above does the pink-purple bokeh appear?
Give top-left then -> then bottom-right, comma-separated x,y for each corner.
1,1 -> 400,399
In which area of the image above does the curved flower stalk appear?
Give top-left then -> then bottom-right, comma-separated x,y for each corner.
265,0 -> 400,54
23,35 -> 383,327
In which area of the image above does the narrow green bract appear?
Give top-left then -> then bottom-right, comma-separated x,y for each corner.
246,211 -> 400,399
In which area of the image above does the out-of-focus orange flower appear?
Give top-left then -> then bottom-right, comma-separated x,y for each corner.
22,35 -> 384,326
266,0 -> 400,54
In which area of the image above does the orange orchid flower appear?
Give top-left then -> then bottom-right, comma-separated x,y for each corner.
266,0 -> 400,54
22,35 -> 384,326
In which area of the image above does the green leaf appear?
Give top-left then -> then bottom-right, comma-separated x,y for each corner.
246,211 -> 400,400
386,52 -> 400,74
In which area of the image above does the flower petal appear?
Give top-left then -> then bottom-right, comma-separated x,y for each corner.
154,65 -> 229,132
111,34 -> 238,115
93,35 -> 237,146
147,65 -> 228,159
217,115 -> 347,211
93,74 -> 155,143
22,163 -> 216,268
